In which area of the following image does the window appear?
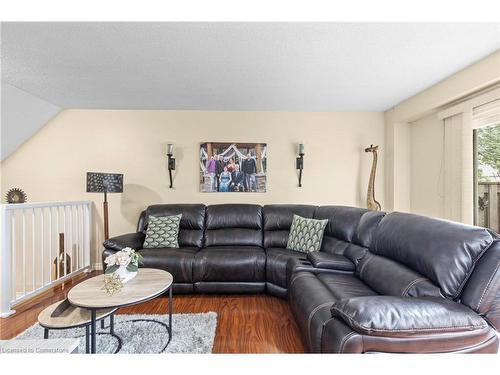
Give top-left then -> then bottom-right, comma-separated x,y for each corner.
473,99 -> 500,232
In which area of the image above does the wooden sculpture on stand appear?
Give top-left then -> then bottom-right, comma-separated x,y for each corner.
52,233 -> 71,280
364,144 -> 381,211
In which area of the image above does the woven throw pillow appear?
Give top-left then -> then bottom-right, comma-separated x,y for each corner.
143,214 -> 182,248
286,214 -> 328,253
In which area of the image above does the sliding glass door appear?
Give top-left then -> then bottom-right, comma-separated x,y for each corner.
473,123 -> 500,233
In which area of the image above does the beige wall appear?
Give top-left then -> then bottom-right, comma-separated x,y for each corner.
409,113 -> 445,218
1,110 -> 384,265
392,122 -> 411,212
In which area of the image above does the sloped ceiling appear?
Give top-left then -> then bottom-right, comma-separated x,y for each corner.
1,83 -> 61,160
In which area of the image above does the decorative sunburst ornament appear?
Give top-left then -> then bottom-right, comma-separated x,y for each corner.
5,188 -> 27,204
101,273 -> 123,296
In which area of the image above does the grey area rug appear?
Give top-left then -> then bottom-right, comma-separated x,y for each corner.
15,312 -> 217,354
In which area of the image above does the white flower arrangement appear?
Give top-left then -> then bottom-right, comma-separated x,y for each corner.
104,247 -> 144,274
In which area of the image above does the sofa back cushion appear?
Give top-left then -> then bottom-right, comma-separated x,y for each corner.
372,212 -> 494,299
313,206 -> 384,266
460,237 -> 500,331
314,206 -> 369,245
353,211 -> 386,248
357,253 -> 443,297
205,204 -> 263,247
139,204 -> 206,248
263,205 -> 317,248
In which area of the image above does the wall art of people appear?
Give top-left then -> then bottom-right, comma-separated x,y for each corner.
200,142 -> 267,193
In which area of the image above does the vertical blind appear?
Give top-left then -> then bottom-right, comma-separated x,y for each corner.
443,114 -> 465,222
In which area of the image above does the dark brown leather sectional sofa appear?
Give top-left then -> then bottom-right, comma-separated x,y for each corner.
103,204 -> 500,353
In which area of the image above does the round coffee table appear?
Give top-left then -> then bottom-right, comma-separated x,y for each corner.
68,268 -> 173,354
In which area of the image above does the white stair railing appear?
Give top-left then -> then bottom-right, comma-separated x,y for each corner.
1,201 -> 92,318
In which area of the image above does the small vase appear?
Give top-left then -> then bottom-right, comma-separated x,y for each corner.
114,265 -> 138,284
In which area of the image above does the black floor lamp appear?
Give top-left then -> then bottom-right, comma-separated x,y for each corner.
86,172 -> 124,240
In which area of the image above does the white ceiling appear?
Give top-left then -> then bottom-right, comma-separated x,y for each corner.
2,22 -> 499,111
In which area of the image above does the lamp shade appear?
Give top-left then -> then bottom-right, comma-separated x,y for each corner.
86,172 -> 123,193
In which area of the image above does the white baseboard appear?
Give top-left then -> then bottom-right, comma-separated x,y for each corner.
0,310 -> 16,318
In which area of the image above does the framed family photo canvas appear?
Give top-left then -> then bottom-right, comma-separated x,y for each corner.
200,142 -> 267,193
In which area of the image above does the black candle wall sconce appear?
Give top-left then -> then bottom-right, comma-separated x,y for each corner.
296,143 -> 304,187
166,143 -> 176,188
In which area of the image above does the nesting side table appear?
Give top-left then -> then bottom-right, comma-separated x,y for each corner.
38,299 -> 118,354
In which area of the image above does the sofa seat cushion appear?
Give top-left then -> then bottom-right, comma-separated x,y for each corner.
194,246 -> 266,282
317,273 -> 377,300
266,247 -> 308,288
331,296 -> 488,337
138,247 -> 197,283
288,272 -> 339,352
288,272 -> 376,352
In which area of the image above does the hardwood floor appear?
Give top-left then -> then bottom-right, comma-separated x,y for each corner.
0,272 -> 305,353
0,272 -> 94,342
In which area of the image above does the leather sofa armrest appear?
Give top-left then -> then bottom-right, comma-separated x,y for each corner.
330,295 -> 488,337
307,252 -> 355,272
103,232 -> 145,251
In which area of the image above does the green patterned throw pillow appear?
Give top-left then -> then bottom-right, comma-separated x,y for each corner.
143,214 -> 182,249
286,214 -> 328,253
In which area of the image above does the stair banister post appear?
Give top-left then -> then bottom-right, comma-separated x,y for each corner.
0,205 -> 15,318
